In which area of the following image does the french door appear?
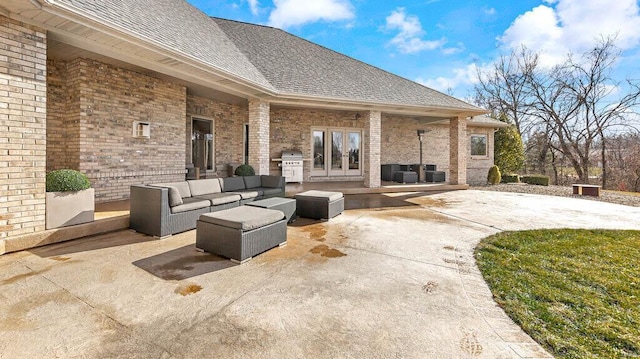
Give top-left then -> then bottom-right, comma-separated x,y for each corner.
311,128 -> 362,177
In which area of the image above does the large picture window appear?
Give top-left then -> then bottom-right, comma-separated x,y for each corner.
470,135 -> 487,156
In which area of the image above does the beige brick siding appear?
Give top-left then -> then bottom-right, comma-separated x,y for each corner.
363,111 -> 381,187
0,16 -> 47,238
248,99 -> 270,175
270,107 -> 364,181
466,126 -> 495,185
187,95 -> 247,177
381,115 -> 451,176
449,117 -> 467,185
46,58 -> 187,202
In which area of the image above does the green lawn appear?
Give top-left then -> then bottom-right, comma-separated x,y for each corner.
475,229 -> 640,359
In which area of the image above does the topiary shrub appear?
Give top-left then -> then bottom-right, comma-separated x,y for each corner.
521,175 -> 549,186
502,174 -> 520,183
487,165 -> 501,185
234,164 -> 255,176
46,169 -> 91,192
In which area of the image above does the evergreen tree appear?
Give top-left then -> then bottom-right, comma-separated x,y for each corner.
494,115 -> 525,174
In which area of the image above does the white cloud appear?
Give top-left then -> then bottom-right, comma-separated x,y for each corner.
247,0 -> 260,15
416,63 -> 481,94
499,0 -> 640,67
385,8 -> 446,54
421,0 -> 640,97
267,0 -> 354,29
483,7 -> 496,16
442,42 -> 465,55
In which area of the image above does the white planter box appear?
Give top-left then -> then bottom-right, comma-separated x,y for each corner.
45,188 -> 95,229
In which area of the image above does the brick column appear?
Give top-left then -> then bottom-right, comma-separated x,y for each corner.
449,116 -> 467,185
247,99 -> 270,175
0,16 -> 47,239
363,110 -> 381,188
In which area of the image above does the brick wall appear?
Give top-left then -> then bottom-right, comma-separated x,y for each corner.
46,58 -> 187,202
248,99 -> 270,175
186,95 -> 247,177
381,115 -> 451,175
0,16 -> 47,238
363,111 -> 381,188
270,107 -> 364,181
466,126 -> 495,184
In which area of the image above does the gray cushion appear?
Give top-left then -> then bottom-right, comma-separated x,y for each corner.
243,175 -> 262,189
295,190 -> 343,202
229,190 -> 262,199
170,198 -> 210,213
193,193 -> 241,206
153,181 -> 191,198
258,187 -> 283,196
188,178 -> 222,196
219,177 -> 246,191
165,186 -> 183,207
261,175 -> 283,188
199,206 -> 284,230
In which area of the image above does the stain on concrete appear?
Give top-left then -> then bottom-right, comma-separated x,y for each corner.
175,283 -> 202,296
1,268 -> 49,286
0,290 -> 72,331
309,244 -> 346,258
409,197 -> 452,207
370,208 -> 452,223
422,281 -> 438,294
443,258 -> 466,266
460,329 -> 483,356
443,245 -> 456,251
51,256 -> 70,262
303,225 -> 327,242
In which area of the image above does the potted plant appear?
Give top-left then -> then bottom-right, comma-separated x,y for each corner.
234,164 -> 255,176
45,169 -> 95,229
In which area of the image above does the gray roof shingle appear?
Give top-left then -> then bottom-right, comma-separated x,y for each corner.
49,0 -> 482,112
52,0 -> 275,91
212,18 -> 481,111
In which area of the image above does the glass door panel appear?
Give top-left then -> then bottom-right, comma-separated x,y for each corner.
311,130 -> 327,176
346,131 -> 361,174
330,131 -> 344,174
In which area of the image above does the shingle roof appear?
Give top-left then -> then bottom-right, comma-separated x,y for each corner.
468,115 -> 510,128
50,0 -> 275,91
48,0 -> 483,112
213,18 -> 481,111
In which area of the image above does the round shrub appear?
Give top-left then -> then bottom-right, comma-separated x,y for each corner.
234,164 -> 255,176
46,169 -> 91,192
487,165 -> 501,185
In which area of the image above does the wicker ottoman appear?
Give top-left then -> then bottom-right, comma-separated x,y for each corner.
246,197 -> 297,223
295,190 -> 344,220
196,206 -> 287,264
425,171 -> 446,183
394,170 -> 418,183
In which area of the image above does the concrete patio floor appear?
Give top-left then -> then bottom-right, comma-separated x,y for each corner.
2,190 -> 639,358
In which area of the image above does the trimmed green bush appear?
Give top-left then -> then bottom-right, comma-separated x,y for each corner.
487,165 -> 501,185
521,175 -> 549,186
46,169 -> 91,192
234,164 -> 255,176
502,174 -> 520,183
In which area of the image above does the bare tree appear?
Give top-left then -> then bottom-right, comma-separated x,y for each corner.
472,47 -> 541,137
475,37 -> 640,185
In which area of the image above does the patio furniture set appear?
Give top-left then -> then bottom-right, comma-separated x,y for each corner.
381,164 -> 446,184
130,178 -> 344,263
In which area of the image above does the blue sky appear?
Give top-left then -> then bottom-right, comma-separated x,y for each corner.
187,0 -> 640,100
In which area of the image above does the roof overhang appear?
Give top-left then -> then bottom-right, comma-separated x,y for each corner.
3,0 -> 489,118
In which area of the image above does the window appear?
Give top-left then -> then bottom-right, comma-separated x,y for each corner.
470,135 -> 487,156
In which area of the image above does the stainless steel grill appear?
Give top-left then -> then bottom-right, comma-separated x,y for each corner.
280,150 -> 304,183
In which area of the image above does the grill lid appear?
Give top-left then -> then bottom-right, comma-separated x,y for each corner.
281,150 -> 303,159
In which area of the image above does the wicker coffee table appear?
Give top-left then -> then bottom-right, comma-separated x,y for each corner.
246,197 -> 297,223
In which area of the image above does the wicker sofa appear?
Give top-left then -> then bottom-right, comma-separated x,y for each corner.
129,175 -> 285,238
